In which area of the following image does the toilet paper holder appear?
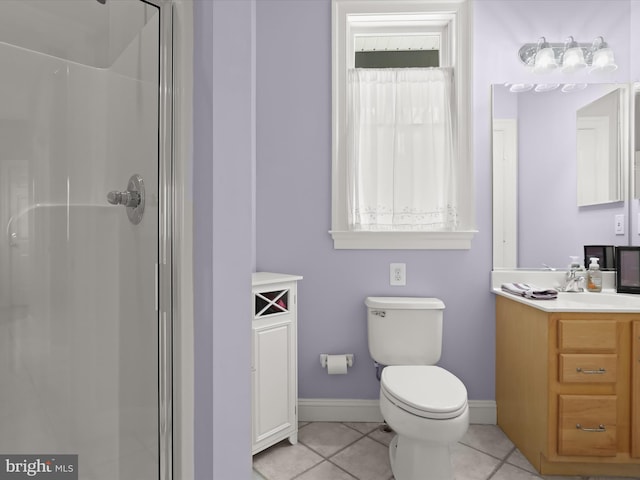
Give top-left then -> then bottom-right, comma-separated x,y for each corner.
320,354 -> 354,369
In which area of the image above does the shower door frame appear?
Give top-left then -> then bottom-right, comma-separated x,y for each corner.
146,1 -> 193,479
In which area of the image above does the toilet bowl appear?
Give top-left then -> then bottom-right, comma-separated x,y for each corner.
365,297 -> 470,480
379,365 -> 469,480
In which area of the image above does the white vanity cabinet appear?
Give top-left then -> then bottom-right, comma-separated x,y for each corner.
251,272 -> 302,455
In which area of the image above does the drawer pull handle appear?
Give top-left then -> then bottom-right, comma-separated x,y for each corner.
576,423 -> 606,432
576,367 -> 606,374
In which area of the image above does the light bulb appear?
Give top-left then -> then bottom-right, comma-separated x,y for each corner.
533,47 -> 558,73
590,47 -> 618,73
561,47 -> 586,73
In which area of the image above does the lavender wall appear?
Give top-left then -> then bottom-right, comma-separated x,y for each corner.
254,0 -> 635,404
492,87 -> 516,118
193,1 -> 253,478
188,0 -> 640,478
255,0 -> 494,401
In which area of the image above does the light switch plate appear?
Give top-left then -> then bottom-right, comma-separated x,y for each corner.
615,214 -> 625,235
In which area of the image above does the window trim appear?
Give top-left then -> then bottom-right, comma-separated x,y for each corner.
331,0 -> 475,250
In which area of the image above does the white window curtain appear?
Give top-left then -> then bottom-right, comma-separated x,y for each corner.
346,67 -> 457,231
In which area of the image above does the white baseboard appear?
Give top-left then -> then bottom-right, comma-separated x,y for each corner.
298,398 -> 496,425
299,399 -> 384,423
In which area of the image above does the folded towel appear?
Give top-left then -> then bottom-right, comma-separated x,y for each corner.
501,282 -> 558,300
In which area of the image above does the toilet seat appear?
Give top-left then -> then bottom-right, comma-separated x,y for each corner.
381,365 -> 468,420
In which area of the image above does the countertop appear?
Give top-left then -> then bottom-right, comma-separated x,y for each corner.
491,269 -> 640,313
492,288 -> 640,312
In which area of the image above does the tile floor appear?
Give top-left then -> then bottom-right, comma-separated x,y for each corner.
253,422 -> 635,480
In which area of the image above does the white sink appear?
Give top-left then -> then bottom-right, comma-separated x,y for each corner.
556,291 -> 640,309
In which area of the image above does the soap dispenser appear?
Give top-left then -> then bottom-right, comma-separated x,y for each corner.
569,256 -> 582,271
587,257 -> 602,292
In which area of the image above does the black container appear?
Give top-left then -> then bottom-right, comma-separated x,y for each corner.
584,245 -> 616,271
615,246 -> 640,294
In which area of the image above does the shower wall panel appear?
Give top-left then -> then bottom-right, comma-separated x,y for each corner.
0,3 -> 160,479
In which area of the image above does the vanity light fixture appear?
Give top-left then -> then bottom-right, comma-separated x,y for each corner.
518,36 -> 617,74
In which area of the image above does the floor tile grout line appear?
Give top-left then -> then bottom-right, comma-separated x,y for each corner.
298,422 -> 508,477
298,422 -> 394,480
289,425 -> 369,480
458,440 -> 514,463
322,458 -> 361,480
341,421 -> 384,437
254,421 -> 370,480
300,432 -> 368,461
324,451 -> 393,480
366,432 -> 396,451
287,456 -> 326,480
483,445 -> 568,480
485,445 -> 517,480
328,425 -> 395,480
257,423 -> 581,480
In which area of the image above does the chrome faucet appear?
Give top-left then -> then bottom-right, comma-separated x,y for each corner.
563,262 -> 585,292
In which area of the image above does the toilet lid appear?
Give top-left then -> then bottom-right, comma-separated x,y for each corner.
381,366 -> 468,420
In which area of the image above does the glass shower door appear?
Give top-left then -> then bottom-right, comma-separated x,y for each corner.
0,2 -> 162,479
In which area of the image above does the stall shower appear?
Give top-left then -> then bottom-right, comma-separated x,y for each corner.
0,1 -> 171,478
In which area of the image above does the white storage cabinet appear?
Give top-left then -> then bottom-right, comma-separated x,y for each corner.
251,272 -> 302,455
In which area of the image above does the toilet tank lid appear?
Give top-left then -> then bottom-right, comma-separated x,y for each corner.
365,297 -> 445,310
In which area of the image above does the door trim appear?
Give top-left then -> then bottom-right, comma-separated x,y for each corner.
492,118 -> 518,268
145,1 -> 194,479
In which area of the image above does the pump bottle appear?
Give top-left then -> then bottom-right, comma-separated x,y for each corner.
586,257 -> 602,292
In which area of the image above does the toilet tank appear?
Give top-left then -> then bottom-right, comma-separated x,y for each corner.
366,296 -> 444,366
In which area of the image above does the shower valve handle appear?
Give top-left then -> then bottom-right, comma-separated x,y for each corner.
107,190 -> 141,208
106,174 -> 145,225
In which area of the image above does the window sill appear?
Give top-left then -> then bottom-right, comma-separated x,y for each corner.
329,230 -> 477,250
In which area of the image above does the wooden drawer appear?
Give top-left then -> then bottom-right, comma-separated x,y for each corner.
559,354 -> 617,383
558,395 -> 617,457
558,320 -> 617,351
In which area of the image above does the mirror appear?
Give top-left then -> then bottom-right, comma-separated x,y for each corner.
492,83 -> 630,270
576,88 -> 623,206
634,83 -> 640,199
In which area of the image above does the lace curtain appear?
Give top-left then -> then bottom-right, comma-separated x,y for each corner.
346,67 -> 457,231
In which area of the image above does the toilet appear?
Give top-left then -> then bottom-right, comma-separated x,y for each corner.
366,297 -> 469,480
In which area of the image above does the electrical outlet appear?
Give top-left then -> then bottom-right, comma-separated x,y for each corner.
390,263 -> 406,286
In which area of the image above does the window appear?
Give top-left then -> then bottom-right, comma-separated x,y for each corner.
331,0 -> 475,249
